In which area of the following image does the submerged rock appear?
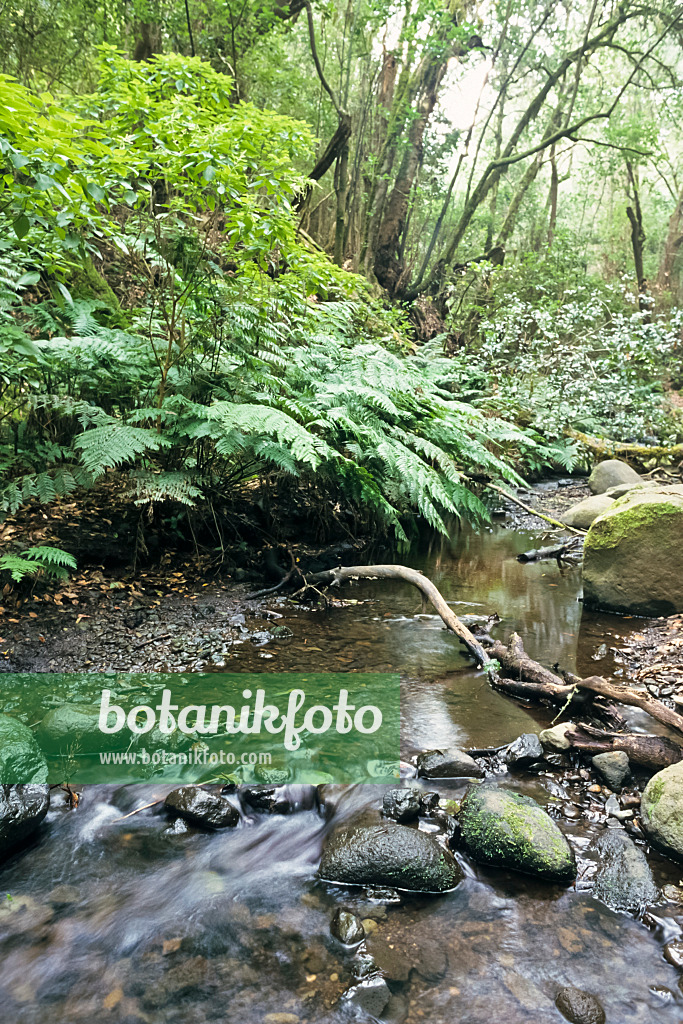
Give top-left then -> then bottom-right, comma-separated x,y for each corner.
164,786 -> 239,829
319,823 -> 462,893
416,748 -> 484,779
330,907 -> 365,945
36,703 -> 111,752
0,714 -> 48,784
591,829 -> 658,912
555,985 -> 606,1024
459,784 -> 576,881
591,751 -> 630,790
343,975 -> 391,1017
589,459 -> 641,494
0,784 -> 50,859
381,787 -> 422,823
562,494 -> 614,529
583,485 -> 683,615
641,761 -> 683,859
504,733 -> 544,768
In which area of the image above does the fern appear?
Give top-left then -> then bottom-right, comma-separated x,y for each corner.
0,546 -> 77,583
75,424 -> 169,478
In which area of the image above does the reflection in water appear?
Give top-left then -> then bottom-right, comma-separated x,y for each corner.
0,522 -> 679,1022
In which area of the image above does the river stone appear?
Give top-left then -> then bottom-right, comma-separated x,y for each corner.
591,751 -> 630,790
0,784 -> 50,859
555,985 -> 606,1024
330,907 -> 364,945
539,722 -> 573,751
504,733 -> 544,767
319,823 -> 462,893
459,784 -> 576,881
36,703 -> 115,752
583,485 -> 683,615
416,748 -> 484,779
588,459 -> 641,494
591,829 -> 658,912
0,714 -> 48,784
641,761 -> 683,859
164,786 -> 239,829
344,975 -> 391,1017
605,482 -> 653,498
561,494 -> 614,529
382,787 -> 422,823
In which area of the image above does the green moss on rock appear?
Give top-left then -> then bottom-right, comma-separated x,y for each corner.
459,783 -> 576,881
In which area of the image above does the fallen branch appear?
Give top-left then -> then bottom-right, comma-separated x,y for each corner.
487,483 -> 586,535
517,538 -> 583,563
109,798 -> 165,823
565,724 -> 682,769
301,564 -> 491,668
567,428 -> 683,467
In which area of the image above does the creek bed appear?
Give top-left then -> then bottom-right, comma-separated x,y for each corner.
1,519 -> 682,1022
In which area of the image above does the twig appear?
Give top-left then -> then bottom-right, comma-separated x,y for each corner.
109,798 -> 164,823
134,633 -> 172,650
488,483 -> 586,535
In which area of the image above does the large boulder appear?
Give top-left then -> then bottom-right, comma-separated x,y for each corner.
319,823 -> 461,893
588,459 -> 641,494
591,751 -> 630,790
583,485 -> 683,615
36,703 -> 113,752
641,761 -> 683,859
459,784 -> 576,881
561,494 -> 614,529
591,829 -> 658,912
0,784 -> 50,859
0,714 -> 48,784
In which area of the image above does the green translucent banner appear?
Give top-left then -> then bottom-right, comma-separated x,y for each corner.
0,672 -> 400,785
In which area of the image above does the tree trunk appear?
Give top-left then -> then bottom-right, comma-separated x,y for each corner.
658,185 -> 683,296
625,160 -> 650,316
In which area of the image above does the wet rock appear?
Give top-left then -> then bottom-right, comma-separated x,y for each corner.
47,884 -> 80,906
664,939 -> 683,968
555,985 -> 606,1024
562,494 -> 615,529
591,751 -> 630,790
382,787 -> 422,823
459,783 -> 576,881
416,748 -> 484,779
504,733 -> 544,768
588,459 -> 642,494
330,907 -> 364,945
344,975 -> 391,1017
143,955 -> 212,1007
591,829 -> 658,912
0,714 -> 48,784
641,761 -> 683,860
319,823 -> 462,893
164,786 -> 239,829
366,923 -> 447,982
583,484 -> 683,615
36,703 -> 115,752
539,722 -> 573,751
0,785 -> 50,859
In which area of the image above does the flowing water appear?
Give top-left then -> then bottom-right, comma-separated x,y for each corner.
1,521 -> 682,1023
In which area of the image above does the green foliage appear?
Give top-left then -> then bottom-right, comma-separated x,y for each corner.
0,546 -> 77,583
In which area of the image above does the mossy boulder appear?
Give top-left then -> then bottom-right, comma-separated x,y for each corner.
0,714 -> 48,784
588,459 -> 641,494
36,703 -> 123,753
459,783 -> 576,881
582,485 -> 683,615
319,822 -> 462,893
641,761 -> 683,860
561,494 -> 614,529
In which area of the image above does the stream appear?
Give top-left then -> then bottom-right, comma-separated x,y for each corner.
1,521 -> 683,1022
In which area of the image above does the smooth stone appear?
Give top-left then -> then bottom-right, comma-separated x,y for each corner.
330,907 -> 364,945
583,485 -> 683,615
641,762 -> 683,859
0,785 -> 50,859
561,494 -> 614,529
605,481 -> 653,498
382,787 -> 422,823
459,783 -> 576,881
319,823 -> 462,893
164,786 -> 239,829
591,751 -> 630,790
664,939 -> 683,968
591,829 -> 658,912
0,714 -> 48,784
555,985 -> 606,1024
343,975 -> 391,1017
36,703 -> 117,752
539,722 -> 573,751
589,459 -> 642,494
416,748 -> 484,779
504,733 -> 544,767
